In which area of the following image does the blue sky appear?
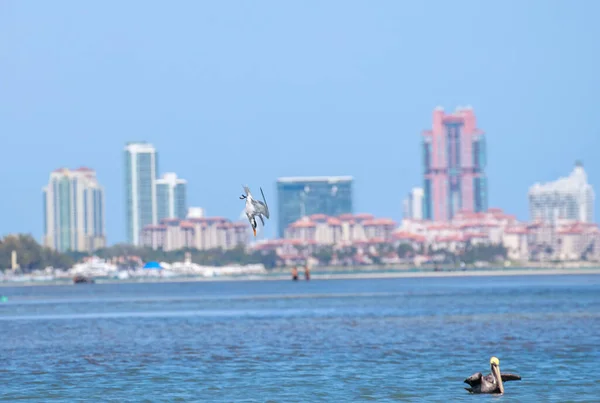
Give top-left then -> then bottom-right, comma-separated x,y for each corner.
1,0 -> 598,244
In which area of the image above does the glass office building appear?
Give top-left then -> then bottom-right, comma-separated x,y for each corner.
276,176 -> 353,237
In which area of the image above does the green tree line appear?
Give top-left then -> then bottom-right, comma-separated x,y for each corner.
0,234 -> 277,272
1,233 -> 507,273
0,234 -> 74,271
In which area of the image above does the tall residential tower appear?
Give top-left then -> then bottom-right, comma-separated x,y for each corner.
124,142 -> 158,245
156,172 -> 188,221
43,167 -> 106,252
422,106 -> 487,221
529,161 -> 594,224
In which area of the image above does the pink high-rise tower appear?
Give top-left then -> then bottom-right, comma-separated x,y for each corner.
422,106 -> 487,221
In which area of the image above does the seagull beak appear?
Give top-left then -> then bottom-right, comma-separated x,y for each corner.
253,228 -> 257,237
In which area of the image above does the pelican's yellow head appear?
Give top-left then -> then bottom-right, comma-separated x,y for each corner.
490,356 -> 500,366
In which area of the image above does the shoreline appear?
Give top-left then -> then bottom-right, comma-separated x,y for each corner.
2,267 -> 600,287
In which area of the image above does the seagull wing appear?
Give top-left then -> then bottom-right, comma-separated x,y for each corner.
260,187 -> 270,219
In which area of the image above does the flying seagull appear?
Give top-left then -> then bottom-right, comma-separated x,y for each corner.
239,185 -> 270,236
464,356 -> 521,394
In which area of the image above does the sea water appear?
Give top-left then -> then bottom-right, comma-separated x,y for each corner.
1,274 -> 599,402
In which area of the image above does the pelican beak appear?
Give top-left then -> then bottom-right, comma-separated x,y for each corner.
253,227 -> 257,237
490,357 -> 504,394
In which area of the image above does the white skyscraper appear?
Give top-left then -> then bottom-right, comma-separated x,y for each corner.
156,172 -> 187,221
403,187 -> 424,220
43,167 -> 106,252
124,142 -> 158,245
529,162 -> 595,224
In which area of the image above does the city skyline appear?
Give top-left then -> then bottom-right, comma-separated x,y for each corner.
36,150 -> 597,249
2,1 -> 599,242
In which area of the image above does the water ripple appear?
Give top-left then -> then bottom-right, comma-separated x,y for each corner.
1,275 -> 599,402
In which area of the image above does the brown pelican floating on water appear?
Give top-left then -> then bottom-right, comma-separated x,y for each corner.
239,185 -> 270,236
464,356 -> 521,394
